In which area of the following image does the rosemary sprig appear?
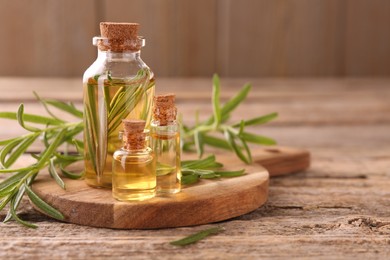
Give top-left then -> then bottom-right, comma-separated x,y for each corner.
180,155 -> 245,185
170,226 -> 225,246
0,74 -> 276,228
0,99 -> 84,227
181,74 -> 278,164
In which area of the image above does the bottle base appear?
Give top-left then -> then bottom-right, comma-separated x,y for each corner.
157,188 -> 181,194
85,178 -> 112,189
113,188 -> 156,201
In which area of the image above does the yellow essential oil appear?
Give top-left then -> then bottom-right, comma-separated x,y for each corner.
83,77 -> 154,188
150,94 -> 181,194
112,120 -> 156,201
83,22 -> 155,188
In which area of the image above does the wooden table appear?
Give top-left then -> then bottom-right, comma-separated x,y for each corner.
1,77 -> 389,259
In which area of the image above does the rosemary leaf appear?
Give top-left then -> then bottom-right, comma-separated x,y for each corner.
181,169 -> 214,176
239,132 -> 276,145
0,112 -> 63,125
0,166 -> 35,174
0,170 -> 28,190
72,139 -> 84,154
221,83 -> 251,117
180,169 -> 196,175
181,155 -> 220,169
43,100 -> 83,119
0,194 -> 14,211
181,74 -> 277,163
0,183 -> 16,198
239,135 -> 252,164
170,226 -> 224,246
24,184 -> 64,221
181,174 -> 200,185
202,135 -> 231,150
9,194 -> 37,228
194,131 -> 204,158
86,83 -> 98,132
16,104 -> 40,132
0,138 -> 23,167
225,130 -> 251,164
54,152 -> 83,163
203,83 -> 250,126
2,132 -> 40,168
84,106 -> 98,175
233,112 -> 278,127
214,169 -> 245,177
60,165 -> 83,180
199,172 -> 220,179
33,91 -> 65,121
103,83 -> 111,112
3,184 -> 26,223
156,162 -> 175,176
238,120 -> 245,135
0,137 -> 20,146
42,127 -> 50,148
36,128 -> 67,168
49,158 -> 65,190
62,125 -> 83,144
181,155 -> 245,185
212,74 -> 222,126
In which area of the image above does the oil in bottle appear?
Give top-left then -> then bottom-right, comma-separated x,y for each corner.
150,94 -> 181,194
112,119 -> 156,201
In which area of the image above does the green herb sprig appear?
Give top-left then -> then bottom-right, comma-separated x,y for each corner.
181,74 -> 277,164
0,74 -> 276,228
0,97 -> 84,227
170,226 -> 225,246
180,155 -> 245,185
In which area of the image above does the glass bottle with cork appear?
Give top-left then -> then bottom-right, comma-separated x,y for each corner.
112,119 -> 156,201
83,22 -> 155,188
150,94 -> 181,194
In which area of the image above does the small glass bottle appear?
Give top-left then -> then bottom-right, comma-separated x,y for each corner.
112,119 -> 156,201
150,94 -> 181,194
83,22 -> 155,188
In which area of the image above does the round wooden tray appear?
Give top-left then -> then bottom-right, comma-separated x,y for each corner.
31,147 -> 309,229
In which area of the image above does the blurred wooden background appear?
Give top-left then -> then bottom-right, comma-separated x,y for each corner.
0,0 -> 389,78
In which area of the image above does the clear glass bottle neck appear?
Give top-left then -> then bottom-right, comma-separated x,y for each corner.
121,144 -> 150,153
97,50 -> 141,60
151,120 -> 178,127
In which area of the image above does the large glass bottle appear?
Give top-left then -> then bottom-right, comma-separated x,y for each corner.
83,22 -> 155,188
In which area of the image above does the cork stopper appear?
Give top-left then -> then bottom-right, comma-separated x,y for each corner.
122,119 -> 146,150
97,22 -> 142,52
153,94 -> 177,126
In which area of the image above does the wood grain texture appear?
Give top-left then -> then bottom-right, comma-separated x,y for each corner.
32,162 -> 268,229
0,0 -> 98,77
174,0 -> 217,76
1,1 -> 390,77
345,0 -> 390,76
103,0 -> 177,77
219,0 -> 345,77
30,147 -> 309,229
1,78 -> 390,259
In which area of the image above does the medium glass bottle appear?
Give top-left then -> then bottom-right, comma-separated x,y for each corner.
112,119 -> 156,201
83,22 -> 155,188
150,94 -> 181,194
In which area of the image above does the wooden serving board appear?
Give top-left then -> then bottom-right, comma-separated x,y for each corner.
31,146 -> 310,229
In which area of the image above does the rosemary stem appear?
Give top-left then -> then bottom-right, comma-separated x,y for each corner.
185,124 -> 215,137
14,122 -> 82,140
